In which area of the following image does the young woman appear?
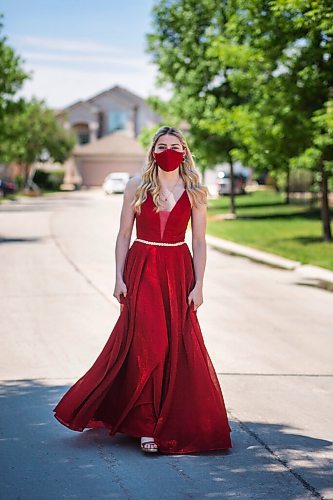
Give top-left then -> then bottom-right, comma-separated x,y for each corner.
53,126 -> 232,454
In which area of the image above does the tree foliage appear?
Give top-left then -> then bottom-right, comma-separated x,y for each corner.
0,14 -> 29,140
0,15 -> 75,186
147,0 -> 333,239
147,0 -> 246,213
1,97 -> 76,184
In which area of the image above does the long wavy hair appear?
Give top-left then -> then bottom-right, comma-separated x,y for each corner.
132,126 -> 209,214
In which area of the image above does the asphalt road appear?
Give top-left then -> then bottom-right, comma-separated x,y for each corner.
0,189 -> 332,500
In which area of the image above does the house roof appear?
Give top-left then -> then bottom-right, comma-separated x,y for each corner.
87,85 -> 147,107
56,100 -> 99,116
56,85 -> 161,121
74,130 -> 146,157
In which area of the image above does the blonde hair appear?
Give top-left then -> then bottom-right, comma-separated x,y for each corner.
132,126 -> 209,214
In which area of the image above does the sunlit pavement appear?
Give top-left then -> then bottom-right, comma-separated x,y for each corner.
1,189 -> 332,500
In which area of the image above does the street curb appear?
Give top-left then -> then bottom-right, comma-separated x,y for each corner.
200,233 -> 333,290
205,234 -> 300,270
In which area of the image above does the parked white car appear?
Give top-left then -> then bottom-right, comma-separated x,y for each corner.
103,172 -> 130,194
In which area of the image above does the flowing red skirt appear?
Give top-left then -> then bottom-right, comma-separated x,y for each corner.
53,241 -> 232,454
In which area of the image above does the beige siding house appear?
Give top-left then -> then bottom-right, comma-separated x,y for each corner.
56,85 -> 162,188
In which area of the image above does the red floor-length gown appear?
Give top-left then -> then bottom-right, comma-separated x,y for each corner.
53,189 -> 232,454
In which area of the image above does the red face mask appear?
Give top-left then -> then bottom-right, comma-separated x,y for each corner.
153,149 -> 184,172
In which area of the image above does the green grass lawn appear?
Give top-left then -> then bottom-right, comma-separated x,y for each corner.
206,190 -> 333,271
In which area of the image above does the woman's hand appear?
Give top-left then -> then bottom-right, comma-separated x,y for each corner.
187,283 -> 203,311
113,278 -> 128,308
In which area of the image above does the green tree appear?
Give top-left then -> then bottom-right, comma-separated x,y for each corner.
223,0 -> 333,240
0,15 -> 75,189
0,14 -> 29,141
1,97 -> 76,186
147,0 -> 333,240
147,0 -> 244,214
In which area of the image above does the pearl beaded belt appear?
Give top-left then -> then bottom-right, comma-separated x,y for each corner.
135,238 -> 186,247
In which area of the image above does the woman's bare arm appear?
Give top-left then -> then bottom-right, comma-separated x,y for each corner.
113,176 -> 141,303
188,197 -> 207,310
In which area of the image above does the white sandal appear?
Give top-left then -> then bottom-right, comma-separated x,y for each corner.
140,437 -> 159,453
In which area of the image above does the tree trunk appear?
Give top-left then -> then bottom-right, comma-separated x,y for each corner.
22,163 -> 30,187
285,166 -> 290,204
201,166 -> 206,184
319,157 -> 332,242
228,155 -> 236,215
309,173 -> 318,210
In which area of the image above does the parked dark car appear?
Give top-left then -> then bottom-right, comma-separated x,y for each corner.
0,178 -> 17,197
216,172 -> 247,195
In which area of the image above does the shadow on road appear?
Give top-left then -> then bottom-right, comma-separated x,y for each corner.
0,236 -> 42,244
0,379 -> 331,499
0,196 -> 91,213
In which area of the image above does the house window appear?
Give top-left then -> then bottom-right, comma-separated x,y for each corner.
107,110 -> 127,133
78,132 -> 90,144
73,123 -> 90,144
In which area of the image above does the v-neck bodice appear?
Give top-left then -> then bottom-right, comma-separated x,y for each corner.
159,211 -> 171,240
135,190 -> 191,243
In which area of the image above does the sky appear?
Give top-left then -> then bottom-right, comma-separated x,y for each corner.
1,0 -> 163,110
